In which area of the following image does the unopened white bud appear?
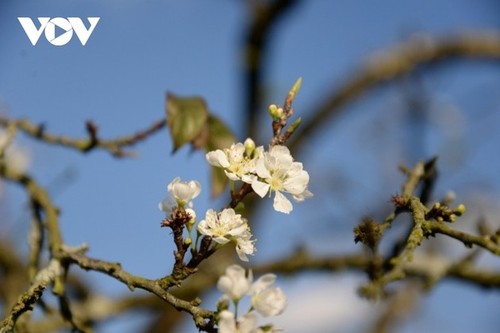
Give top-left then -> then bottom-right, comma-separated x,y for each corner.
244,137 -> 256,157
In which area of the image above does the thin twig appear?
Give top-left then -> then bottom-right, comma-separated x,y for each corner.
0,117 -> 165,157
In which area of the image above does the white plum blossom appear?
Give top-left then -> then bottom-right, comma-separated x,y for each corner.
197,209 -> 247,245
206,139 -> 312,214
250,274 -> 287,317
167,177 -> 201,206
197,208 -> 256,261
251,145 -> 312,214
158,177 -> 201,213
206,140 -> 263,183
217,265 -> 253,301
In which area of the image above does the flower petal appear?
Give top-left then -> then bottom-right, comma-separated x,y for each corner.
238,311 -> 258,333
235,236 -> 256,262
188,180 -> 201,198
213,236 -> 231,245
251,180 -> 270,198
224,170 -> 241,181
273,191 -> 292,214
255,157 -> 271,179
218,310 -> 236,333
293,189 -> 313,202
206,149 -> 230,168
251,274 -> 277,293
283,169 -> 309,195
158,198 -> 174,213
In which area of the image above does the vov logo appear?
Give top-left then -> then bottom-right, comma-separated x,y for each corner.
18,17 -> 100,46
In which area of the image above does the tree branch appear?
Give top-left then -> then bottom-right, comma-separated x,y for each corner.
0,161 -> 63,257
0,117 -> 165,158
289,32 -> 500,153
0,260 -> 62,333
63,250 -> 216,332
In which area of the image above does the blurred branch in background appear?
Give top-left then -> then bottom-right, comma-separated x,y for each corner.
289,32 -> 500,154
243,0 -> 300,140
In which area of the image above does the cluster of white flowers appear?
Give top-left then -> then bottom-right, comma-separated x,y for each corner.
197,208 -> 255,261
159,177 -> 256,261
206,139 -> 312,214
217,265 -> 286,333
159,135 -> 307,331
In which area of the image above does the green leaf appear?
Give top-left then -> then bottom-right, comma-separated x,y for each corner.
203,115 -> 235,152
165,92 -> 235,197
166,93 -> 208,152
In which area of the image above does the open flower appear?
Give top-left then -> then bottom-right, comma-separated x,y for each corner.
158,177 -> 201,213
197,208 -> 256,261
217,265 -> 253,301
168,177 -> 201,207
206,140 -> 263,183
250,274 -> 287,317
251,145 -> 312,214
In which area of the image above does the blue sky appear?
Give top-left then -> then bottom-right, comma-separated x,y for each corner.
1,1 -> 500,332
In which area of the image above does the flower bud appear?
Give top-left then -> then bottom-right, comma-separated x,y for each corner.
185,208 -> 196,232
268,104 -> 283,119
244,137 -> 256,157
288,77 -> 302,100
454,204 -> 466,216
286,117 -> 302,134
